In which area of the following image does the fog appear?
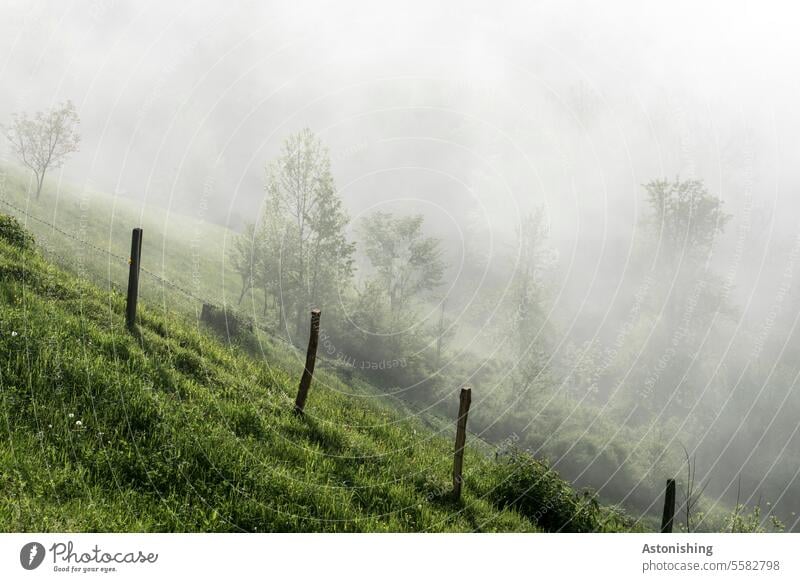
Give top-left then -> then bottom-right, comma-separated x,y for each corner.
3,0 -> 800,530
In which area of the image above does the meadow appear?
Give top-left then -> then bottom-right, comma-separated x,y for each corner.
0,167 -> 634,532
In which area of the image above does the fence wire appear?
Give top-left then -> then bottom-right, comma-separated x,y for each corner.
0,196 -> 501,451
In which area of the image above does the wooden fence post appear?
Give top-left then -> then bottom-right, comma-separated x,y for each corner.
125,228 -> 143,329
294,308 -> 321,415
452,386 -> 472,499
661,478 -> 676,533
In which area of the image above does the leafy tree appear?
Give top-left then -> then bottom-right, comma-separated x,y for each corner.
232,196 -> 297,326
627,178 -> 734,416
499,209 -> 556,410
508,208 -> 555,357
231,222 -> 260,305
358,211 -> 444,314
643,177 -> 733,335
3,101 -> 80,199
231,129 -> 353,334
267,129 -> 354,334
330,211 -> 446,386
260,192 -> 302,327
644,178 -> 731,265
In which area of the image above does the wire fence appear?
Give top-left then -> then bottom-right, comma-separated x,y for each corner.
0,194 -> 285,339
0,195 -> 504,452
1,197 -> 231,308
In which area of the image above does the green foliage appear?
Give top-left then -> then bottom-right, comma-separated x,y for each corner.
358,211 -> 445,313
0,220 -> 551,532
478,208 -> 555,412
489,450 -> 634,532
1,163 -> 773,533
508,209 -> 553,351
602,178 -> 737,417
644,177 -> 731,260
0,214 -> 34,250
723,503 -> 785,533
232,128 -> 355,334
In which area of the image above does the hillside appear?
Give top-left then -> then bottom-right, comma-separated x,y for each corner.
0,165 -> 237,320
0,167 -> 703,529
0,207 -> 636,532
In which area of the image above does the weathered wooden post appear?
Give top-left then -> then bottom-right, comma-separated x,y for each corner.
661,478 -> 676,533
452,386 -> 472,499
294,308 -> 321,415
125,228 -> 143,329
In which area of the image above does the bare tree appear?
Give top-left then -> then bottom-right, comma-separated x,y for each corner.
3,101 -> 80,199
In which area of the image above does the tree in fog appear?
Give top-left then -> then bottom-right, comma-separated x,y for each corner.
629,178 -> 734,415
643,177 -> 733,331
232,194 -> 297,326
232,129 -> 353,333
645,178 -> 731,264
502,209 -> 555,405
482,209 -> 554,367
3,101 -> 80,199
359,211 -> 444,314
231,222 -> 260,305
340,211 -> 446,383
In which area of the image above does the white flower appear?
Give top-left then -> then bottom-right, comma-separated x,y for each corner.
75,420 -> 83,427
68,413 -> 74,418
11,331 -> 18,337
47,424 -> 53,429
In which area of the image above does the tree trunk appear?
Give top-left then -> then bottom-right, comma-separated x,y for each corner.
238,279 -> 249,305
295,303 -> 305,339
35,173 -> 44,200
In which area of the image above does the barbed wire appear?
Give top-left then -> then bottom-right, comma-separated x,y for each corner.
0,196 -> 131,263
1,196 -> 499,450
0,196 -> 225,304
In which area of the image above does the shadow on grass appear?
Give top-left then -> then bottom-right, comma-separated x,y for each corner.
285,412 -> 348,455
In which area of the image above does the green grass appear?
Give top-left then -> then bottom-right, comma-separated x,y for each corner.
0,165 -> 239,321
0,212 -> 639,532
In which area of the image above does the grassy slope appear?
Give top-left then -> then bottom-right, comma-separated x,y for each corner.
0,221 -> 544,532
0,167 -> 635,532
0,165 -> 237,318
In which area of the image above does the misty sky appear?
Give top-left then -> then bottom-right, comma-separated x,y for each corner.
1,0 -> 799,329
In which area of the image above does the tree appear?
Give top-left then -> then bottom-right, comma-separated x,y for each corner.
359,211 -> 445,314
627,178 -> 734,416
508,209 -> 554,357
231,129 -> 353,335
644,178 -> 730,265
231,222 -> 261,305
501,209 -> 555,408
3,101 -> 80,199
256,192 -> 301,326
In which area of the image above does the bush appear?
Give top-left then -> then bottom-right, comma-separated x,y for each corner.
490,449 -> 607,532
0,214 -> 34,250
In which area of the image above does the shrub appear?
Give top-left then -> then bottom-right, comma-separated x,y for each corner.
490,449 -> 605,532
0,214 -> 34,250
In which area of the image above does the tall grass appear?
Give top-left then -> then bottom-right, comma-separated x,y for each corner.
1,212 -> 631,531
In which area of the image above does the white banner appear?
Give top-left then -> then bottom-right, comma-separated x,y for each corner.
0,533 -> 798,582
